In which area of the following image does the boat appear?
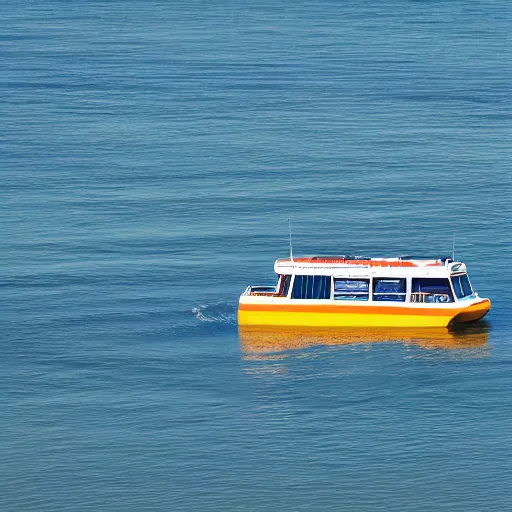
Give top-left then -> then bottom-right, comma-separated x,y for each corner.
238,255 -> 491,328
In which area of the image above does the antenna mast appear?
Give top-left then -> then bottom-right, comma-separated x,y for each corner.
452,232 -> 455,262
288,217 -> 294,262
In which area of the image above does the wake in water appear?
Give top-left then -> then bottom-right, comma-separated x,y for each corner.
192,301 -> 237,325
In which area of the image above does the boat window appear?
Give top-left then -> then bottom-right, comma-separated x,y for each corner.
411,278 -> 453,303
278,274 -> 292,297
373,278 -> 406,302
451,274 -> 473,299
333,278 -> 369,301
291,275 -> 331,300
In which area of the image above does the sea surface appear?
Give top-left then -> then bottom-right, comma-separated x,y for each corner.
2,1 -> 511,511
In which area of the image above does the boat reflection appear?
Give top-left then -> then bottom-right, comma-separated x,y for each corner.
239,322 -> 490,356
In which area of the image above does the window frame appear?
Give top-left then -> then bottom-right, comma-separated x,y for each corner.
411,277 -> 454,303
333,277 -> 370,301
372,277 -> 407,302
451,273 -> 474,300
290,274 -> 332,300
276,274 -> 292,298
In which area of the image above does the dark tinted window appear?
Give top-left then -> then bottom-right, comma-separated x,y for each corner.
373,278 -> 406,302
282,275 -> 292,297
451,274 -> 473,298
333,279 -> 369,301
291,275 -> 331,299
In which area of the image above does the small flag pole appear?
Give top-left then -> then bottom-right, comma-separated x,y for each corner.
288,217 -> 294,263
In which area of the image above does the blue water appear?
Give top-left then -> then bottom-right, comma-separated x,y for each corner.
2,1 -> 512,510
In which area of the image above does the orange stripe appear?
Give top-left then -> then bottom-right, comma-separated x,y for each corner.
239,299 -> 490,317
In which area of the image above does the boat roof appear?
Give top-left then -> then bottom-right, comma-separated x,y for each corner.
274,255 -> 465,277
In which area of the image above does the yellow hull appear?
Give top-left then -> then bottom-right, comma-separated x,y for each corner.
238,299 -> 491,329
239,309 -> 453,328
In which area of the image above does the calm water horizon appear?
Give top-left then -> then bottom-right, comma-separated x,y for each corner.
3,1 -> 511,511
